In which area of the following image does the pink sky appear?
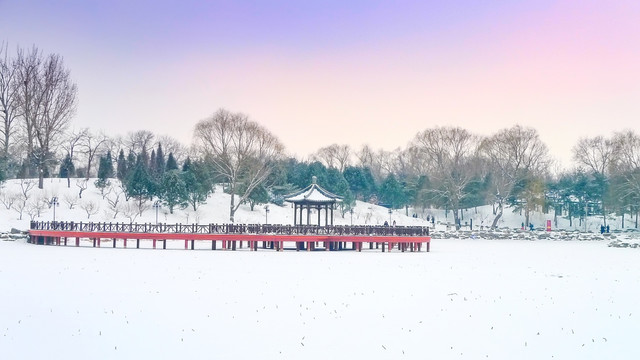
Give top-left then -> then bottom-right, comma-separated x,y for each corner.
1,0 -> 639,168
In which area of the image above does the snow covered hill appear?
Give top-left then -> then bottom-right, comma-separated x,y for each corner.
1,177 -> 637,235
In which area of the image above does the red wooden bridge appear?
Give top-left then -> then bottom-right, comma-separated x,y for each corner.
29,221 -> 431,252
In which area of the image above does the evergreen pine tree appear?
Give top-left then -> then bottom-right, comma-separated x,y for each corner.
159,169 -> 187,213
59,153 -> 75,188
125,155 -> 155,214
126,150 -> 137,176
116,149 -> 127,181
166,152 -> 178,171
104,151 -> 114,178
155,143 -> 165,178
181,159 -> 213,211
149,149 -> 157,178
182,157 -> 192,172
95,152 -> 114,193
380,173 -> 406,209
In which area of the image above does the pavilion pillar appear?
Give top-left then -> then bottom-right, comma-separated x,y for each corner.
330,206 -> 334,226
299,205 -> 304,226
317,205 -> 321,226
293,204 -> 296,225
306,204 -> 310,225
325,205 -> 328,227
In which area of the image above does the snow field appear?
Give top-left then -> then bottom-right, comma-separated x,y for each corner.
1,238 -> 639,359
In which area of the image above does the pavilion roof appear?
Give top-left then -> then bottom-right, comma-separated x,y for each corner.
284,177 -> 343,204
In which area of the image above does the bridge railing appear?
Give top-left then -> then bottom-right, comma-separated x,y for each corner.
30,221 -> 429,237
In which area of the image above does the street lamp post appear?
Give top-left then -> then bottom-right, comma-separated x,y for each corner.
153,201 -> 161,225
264,205 -> 270,224
50,197 -> 59,222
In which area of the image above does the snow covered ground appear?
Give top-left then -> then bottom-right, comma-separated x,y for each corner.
1,237 -> 639,359
1,178 -> 640,359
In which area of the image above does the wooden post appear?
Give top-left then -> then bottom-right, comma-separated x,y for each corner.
113,238 -> 116,248
76,237 -> 79,247
136,239 -> 140,249
185,239 -> 189,250
153,239 -> 156,249
212,240 -> 216,250
232,241 -> 236,251
124,239 -> 127,248
382,242 -> 385,252
163,239 -> 167,249
427,241 -> 430,252
191,240 -> 195,250
64,237 -> 67,246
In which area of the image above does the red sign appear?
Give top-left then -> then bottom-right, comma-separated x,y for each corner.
546,220 -> 552,232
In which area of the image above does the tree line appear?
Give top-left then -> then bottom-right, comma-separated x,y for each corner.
2,45 -> 640,227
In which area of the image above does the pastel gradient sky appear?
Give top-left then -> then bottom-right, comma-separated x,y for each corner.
2,0 -> 639,167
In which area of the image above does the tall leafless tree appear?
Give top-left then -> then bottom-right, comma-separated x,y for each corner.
479,125 -> 550,229
573,135 -> 615,225
194,109 -> 284,222
0,42 -> 19,162
125,130 -> 155,155
79,129 -> 109,179
61,128 -> 86,164
14,47 -> 77,187
157,134 -> 188,164
411,127 -> 480,229
312,144 -> 351,171
14,46 -> 42,178
610,130 -> 640,221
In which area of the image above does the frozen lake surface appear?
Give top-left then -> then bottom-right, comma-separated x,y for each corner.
1,237 -> 638,359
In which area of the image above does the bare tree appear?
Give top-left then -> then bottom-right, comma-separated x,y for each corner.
63,192 -> 78,209
26,195 -> 48,220
573,136 -> 614,176
122,201 -> 139,222
125,130 -> 155,155
12,198 -> 27,220
80,200 -> 99,219
14,46 -> 42,177
612,130 -> 640,170
479,125 -> 550,229
18,178 -> 36,202
193,109 -> 285,222
0,189 -> 18,209
573,135 -> 615,225
0,42 -> 19,160
354,144 -> 387,183
76,178 -> 87,198
411,127 -> 480,229
312,144 -> 351,171
105,186 -> 123,219
60,128 -> 87,163
610,131 -> 640,221
355,144 -> 375,168
79,129 -> 109,179
15,47 -> 78,187
157,135 -> 187,164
